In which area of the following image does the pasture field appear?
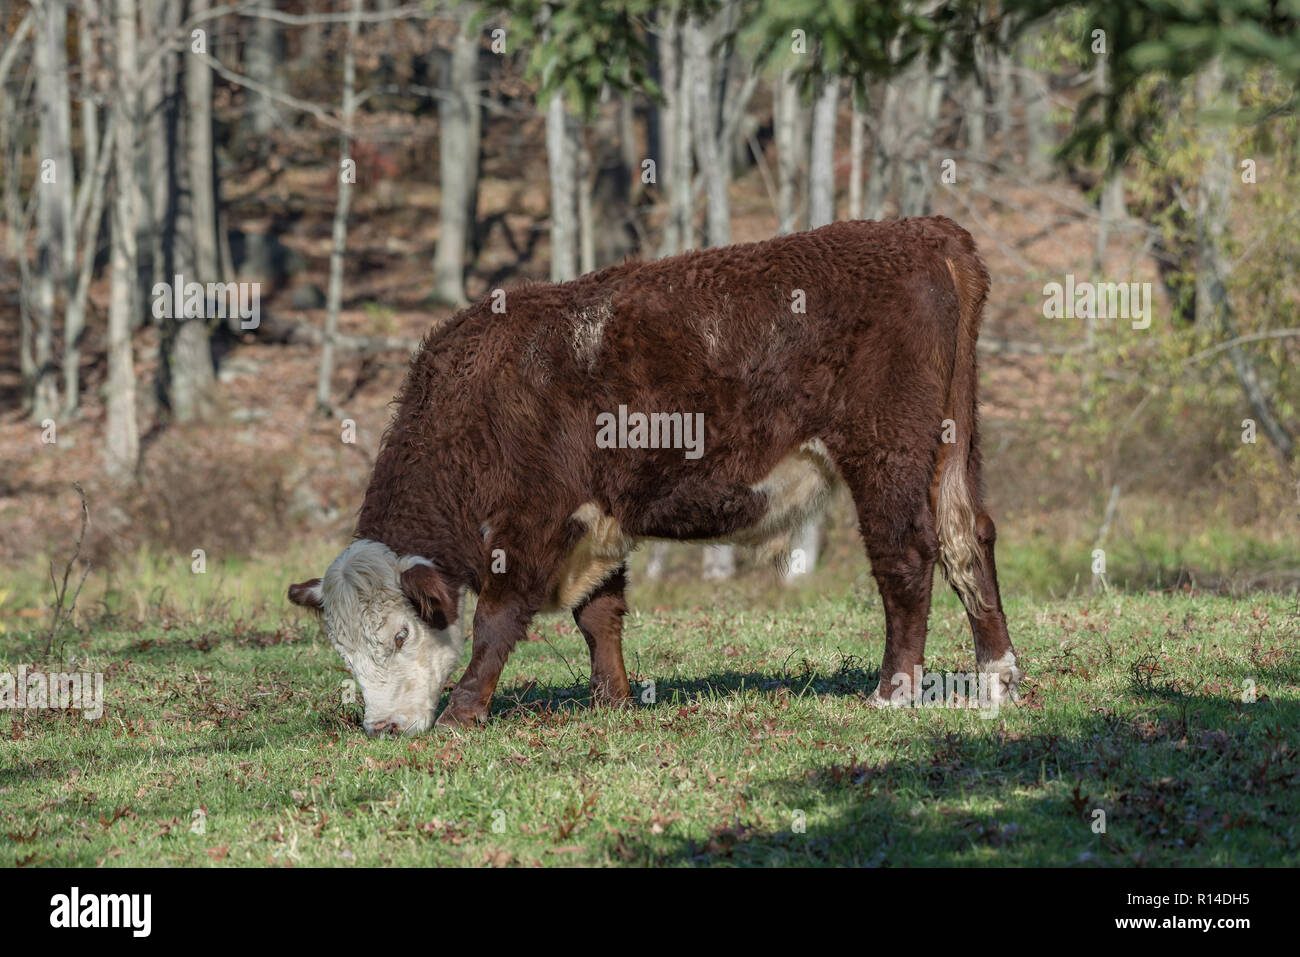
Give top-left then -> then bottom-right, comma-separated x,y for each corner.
3,557 -> 1298,868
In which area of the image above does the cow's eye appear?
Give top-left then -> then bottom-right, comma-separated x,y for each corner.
394,626 -> 409,650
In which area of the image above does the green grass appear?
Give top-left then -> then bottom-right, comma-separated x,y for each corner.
3,578 -> 1299,867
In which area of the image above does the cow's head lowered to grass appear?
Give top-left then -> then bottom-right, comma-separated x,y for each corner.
288,540 -> 465,735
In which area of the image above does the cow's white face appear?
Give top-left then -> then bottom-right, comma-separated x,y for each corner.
289,540 -> 465,735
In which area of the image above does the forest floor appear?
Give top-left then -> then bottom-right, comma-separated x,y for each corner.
3,575 -> 1299,867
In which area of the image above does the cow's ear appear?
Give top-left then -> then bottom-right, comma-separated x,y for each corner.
399,559 -> 458,630
288,578 -> 324,611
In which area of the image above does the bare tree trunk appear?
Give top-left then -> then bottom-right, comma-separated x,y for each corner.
578,129 -> 595,275
587,95 -> 637,269
106,0 -> 140,478
1021,35 -> 1052,182
712,12 -> 759,183
1,12 -> 31,387
65,111 -> 114,416
774,69 -> 801,233
3,14 -> 34,408
155,0 -> 215,422
966,75 -> 986,186
33,0 -> 73,420
245,5 -> 282,147
848,88 -> 864,219
297,0 -> 324,70
655,10 -> 681,257
687,12 -> 728,248
865,75 -> 899,221
463,28 -> 482,265
670,22 -> 695,251
13,4 -> 93,415
994,16 -> 1013,157
157,0 -> 207,420
899,49 -> 949,217
1092,52 -> 1126,277
74,3 -> 99,235
317,0 -> 361,415
140,0 -> 167,305
619,92 -> 639,197
1194,60 -> 1225,335
898,66 -> 929,216
1086,51 -> 1126,405
187,0 -> 218,284
0,12 -> 31,213
1196,58 -> 1294,459
546,91 -> 578,282
0,12 -> 32,238
644,542 -> 669,580
808,75 -> 838,228
433,6 -> 480,304
701,544 -> 736,581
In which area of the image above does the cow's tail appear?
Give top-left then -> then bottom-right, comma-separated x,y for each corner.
935,247 -> 990,614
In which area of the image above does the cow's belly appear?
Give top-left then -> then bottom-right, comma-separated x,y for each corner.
546,440 -> 839,611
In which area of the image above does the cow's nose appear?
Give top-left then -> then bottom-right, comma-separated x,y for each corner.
364,720 -> 403,737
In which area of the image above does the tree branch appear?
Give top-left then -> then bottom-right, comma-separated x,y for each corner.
1180,329 -> 1300,366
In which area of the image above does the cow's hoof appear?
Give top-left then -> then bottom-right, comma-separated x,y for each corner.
435,707 -> 487,730
981,651 -> 1024,705
591,685 -> 634,709
865,686 -> 908,709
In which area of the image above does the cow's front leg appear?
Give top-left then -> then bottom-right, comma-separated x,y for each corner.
437,595 -> 534,727
573,565 -> 632,706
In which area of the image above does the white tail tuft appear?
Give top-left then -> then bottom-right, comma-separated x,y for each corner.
935,455 -> 989,614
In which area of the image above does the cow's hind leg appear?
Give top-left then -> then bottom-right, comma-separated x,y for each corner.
573,565 -> 633,706
954,498 -> 1022,704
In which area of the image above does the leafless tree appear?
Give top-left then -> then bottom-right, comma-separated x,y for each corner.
433,4 -> 481,304
773,69 -> 803,234
546,90 -> 579,282
105,0 -> 141,478
33,0 -> 74,421
317,0 -> 363,414
1,12 -> 33,407
848,87 -> 865,219
686,11 -> 728,249
1195,58 -> 1294,459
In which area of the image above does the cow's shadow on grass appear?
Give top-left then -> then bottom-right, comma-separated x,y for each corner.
485,664 -> 1300,866
486,655 -> 883,717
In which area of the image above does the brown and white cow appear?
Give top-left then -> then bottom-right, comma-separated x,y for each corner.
288,216 -> 1021,733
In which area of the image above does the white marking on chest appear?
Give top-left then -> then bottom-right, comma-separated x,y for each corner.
546,502 -> 636,611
